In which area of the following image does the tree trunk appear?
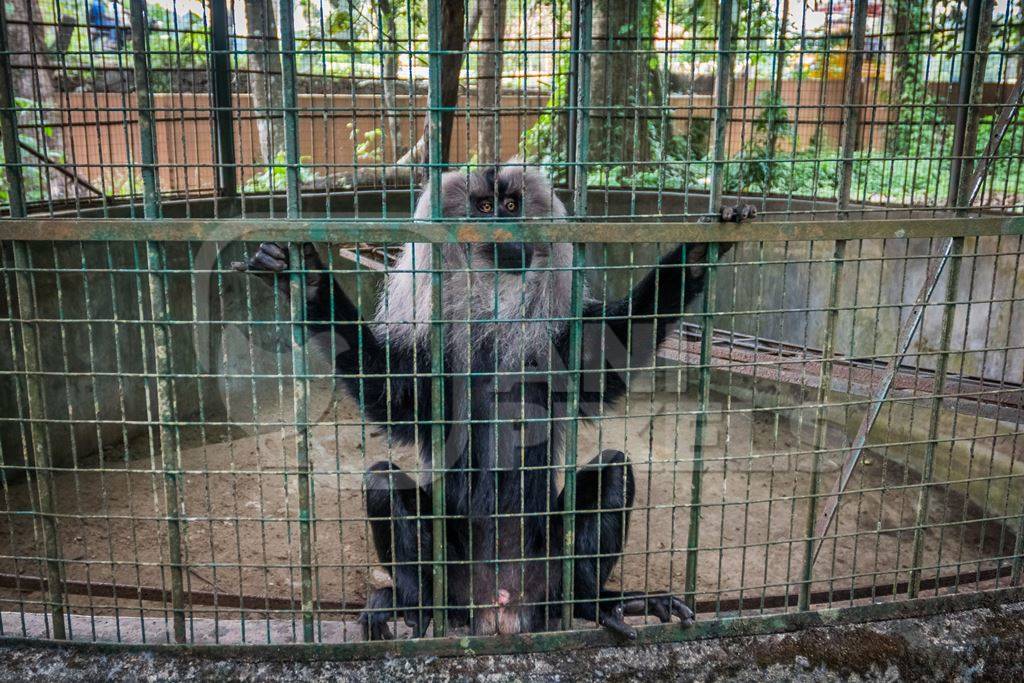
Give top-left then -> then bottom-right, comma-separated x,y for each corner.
476,0 -> 506,164
764,0 -> 790,164
244,0 -> 284,164
375,0 -> 401,162
435,0 -> 467,165
886,0 -> 918,153
589,0 -> 658,164
959,0 -> 995,202
8,0 -> 66,200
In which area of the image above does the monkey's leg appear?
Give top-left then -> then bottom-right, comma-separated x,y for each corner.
359,461 -> 433,640
565,449 -> 694,639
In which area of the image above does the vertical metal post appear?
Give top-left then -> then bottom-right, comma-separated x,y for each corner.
798,0 -> 866,611
561,0 -> 591,631
1013,497 -> 1024,585
278,0 -> 301,214
947,0 -> 984,210
426,0 -> 447,637
145,241 -> 186,643
132,0 -> 185,643
684,0 -> 733,611
277,0 -> 314,642
11,245 -> 66,640
0,5 -> 26,218
288,243 -> 315,641
706,0 -> 735,214
209,0 -> 237,200
835,0 -> 867,217
908,0 -> 983,596
908,241 -> 962,597
130,0 -> 161,217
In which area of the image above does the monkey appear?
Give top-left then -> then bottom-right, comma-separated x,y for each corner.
236,165 -> 755,640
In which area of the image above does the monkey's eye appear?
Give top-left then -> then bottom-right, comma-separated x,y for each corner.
477,199 -> 493,214
504,199 -> 518,213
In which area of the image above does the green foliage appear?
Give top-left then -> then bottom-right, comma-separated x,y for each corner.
727,90 -> 792,192
243,151 -> 325,193
146,5 -> 210,90
0,97 -> 62,205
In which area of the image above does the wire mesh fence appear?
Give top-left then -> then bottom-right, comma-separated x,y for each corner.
0,0 -> 1022,655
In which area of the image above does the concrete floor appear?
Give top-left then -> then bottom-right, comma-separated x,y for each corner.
2,600 -> 1023,681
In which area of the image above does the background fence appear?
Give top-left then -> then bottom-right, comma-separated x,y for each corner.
0,0 -> 1022,656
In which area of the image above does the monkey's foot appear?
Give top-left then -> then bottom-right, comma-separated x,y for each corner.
358,587 -> 433,640
598,593 -> 695,640
357,609 -> 395,641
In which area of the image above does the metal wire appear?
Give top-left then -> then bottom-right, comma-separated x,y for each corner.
0,0 -> 1022,655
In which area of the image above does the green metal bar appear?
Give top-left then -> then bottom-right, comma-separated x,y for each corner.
1013,498 -> 1024,585
560,0 -> 592,630
144,241 -> 186,643
908,0 -> 985,597
947,0 -> 985,210
812,0 -> 987,561
277,0 -> 300,215
0,216 -> 1021,244
798,239 -> 843,611
276,0 -> 314,642
570,0 -> 592,214
208,0 -> 238,200
426,0 -> 447,637
2,586 -> 1021,660
684,0 -> 733,611
11,243 -> 66,640
131,0 -> 184,642
129,0 -> 161,218
706,0 -> 735,213
288,243 -> 315,642
798,0 -> 867,610
835,0 -> 867,217
0,4 -> 26,218
908,242 -> 963,598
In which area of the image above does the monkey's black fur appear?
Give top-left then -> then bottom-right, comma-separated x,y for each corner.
239,170 -> 754,640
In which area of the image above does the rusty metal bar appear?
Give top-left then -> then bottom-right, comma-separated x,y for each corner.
129,0 -> 161,218
684,0 -> 734,611
145,241 -> 187,644
2,562 -> 1011,618
0,217 -> 1020,244
0,3 -> 25,218
800,0 -> 866,608
208,0 -> 237,201
10,242 -> 66,640
811,0 -> 999,553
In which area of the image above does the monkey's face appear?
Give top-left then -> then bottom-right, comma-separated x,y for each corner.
471,167 -> 533,270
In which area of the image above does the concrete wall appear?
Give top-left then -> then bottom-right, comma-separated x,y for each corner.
3,216 -> 1021,479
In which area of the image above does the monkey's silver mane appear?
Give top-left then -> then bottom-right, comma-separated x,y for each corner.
373,166 -> 584,367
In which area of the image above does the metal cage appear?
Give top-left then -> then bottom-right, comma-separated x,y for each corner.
0,0 -> 1022,658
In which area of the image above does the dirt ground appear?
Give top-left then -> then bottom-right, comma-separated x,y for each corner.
0,388 -> 1013,631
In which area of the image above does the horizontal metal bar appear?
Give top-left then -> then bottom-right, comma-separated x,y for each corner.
0,216 -> 1022,243
1,564 -> 1012,623
1,587 -> 1021,659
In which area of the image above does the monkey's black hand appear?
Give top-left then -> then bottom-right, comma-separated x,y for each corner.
231,242 -> 325,295
687,203 -> 757,269
719,203 -> 757,223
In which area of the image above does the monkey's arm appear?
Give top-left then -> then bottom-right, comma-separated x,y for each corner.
235,243 -> 428,443
575,206 -> 754,412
